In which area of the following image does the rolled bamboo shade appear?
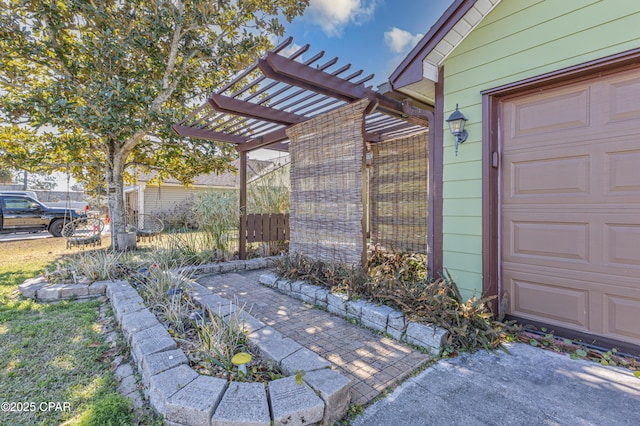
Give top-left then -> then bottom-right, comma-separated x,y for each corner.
286,99 -> 368,265
370,132 -> 428,253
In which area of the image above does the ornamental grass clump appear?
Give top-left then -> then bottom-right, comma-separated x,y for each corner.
135,258 -> 196,340
193,306 -> 248,375
137,259 -> 193,313
72,249 -> 128,281
187,304 -> 284,383
158,290 -> 193,336
158,229 -> 216,266
43,249 -> 141,283
247,161 -> 290,214
134,262 -> 284,383
192,191 -> 239,258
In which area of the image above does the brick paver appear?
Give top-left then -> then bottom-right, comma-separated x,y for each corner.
198,270 -> 430,406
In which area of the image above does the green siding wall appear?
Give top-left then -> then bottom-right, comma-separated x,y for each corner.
440,0 -> 640,300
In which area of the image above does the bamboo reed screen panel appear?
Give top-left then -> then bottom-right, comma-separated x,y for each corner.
370,132 -> 429,253
286,100 -> 367,265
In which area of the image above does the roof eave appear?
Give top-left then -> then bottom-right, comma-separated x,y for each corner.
389,0 -> 475,90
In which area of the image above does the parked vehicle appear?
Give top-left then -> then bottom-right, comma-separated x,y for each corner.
0,190 -> 39,200
0,194 -> 86,237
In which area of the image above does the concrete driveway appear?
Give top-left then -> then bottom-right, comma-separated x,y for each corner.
354,342 -> 640,426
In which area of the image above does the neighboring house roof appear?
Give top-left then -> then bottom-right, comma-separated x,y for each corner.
134,158 -> 273,188
388,0 -> 501,104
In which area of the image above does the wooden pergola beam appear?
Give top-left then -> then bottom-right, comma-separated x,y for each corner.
263,53 -> 429,126
208,94 -> 306,125
173,122 -> 290,151
258,58 -> 355,104
236,128 -> 289,152
171,124 -> 250,144
234,117 -> 423,150
261,142 -> 289,152
236,141 -> 289,152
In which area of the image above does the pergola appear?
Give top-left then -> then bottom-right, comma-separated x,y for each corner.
173,38 -> 435,267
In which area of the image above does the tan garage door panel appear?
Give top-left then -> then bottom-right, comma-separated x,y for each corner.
501,67 -> 640,346
506,273 -> 590,329
606,149 -> 640,194
605,295 -> 640,341
507,218 -> 590,264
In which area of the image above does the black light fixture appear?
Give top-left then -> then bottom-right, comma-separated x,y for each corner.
446,104 -> 468,156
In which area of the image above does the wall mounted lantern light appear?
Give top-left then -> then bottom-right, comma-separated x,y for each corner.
446,104 -> 468,156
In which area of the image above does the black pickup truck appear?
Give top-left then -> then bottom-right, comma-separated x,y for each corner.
0,194 -> 86,237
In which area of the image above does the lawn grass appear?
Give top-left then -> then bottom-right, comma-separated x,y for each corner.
0,237 -> 137,425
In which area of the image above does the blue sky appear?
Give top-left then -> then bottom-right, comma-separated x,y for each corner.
279,0 -> 454,87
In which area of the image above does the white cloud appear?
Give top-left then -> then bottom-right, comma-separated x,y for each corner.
268,35 -> 305,62
384,27 -> 423,54
279,42 -> 305,61
307,0 -> 377,37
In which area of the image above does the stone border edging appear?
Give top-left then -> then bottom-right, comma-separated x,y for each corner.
105,271 -> 351,425
175,257 -> 279,276
18,257 -> 280,302
258,272 -> 449,354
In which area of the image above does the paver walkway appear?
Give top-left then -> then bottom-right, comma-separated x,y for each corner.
198,270 -> 430,405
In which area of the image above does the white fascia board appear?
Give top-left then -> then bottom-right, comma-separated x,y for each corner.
422,61 -> 439,83
424,0 -> 501,71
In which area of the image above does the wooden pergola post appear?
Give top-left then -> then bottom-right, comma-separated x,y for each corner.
239,150 -> 247,260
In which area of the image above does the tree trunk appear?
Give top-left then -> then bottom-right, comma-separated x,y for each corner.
106,145 -> 129,251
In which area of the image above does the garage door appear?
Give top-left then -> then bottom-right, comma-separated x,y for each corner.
501,66 -> 640,346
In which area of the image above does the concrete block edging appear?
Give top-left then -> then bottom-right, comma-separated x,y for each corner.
107,269 -> 352,425
258,272 -> 449,354
18,257 -> 280,302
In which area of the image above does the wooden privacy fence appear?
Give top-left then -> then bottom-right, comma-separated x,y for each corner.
245,213 -> 289,243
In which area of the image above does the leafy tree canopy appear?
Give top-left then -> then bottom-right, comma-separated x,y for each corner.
0,167 -> 13,183
0,0 -> 308,247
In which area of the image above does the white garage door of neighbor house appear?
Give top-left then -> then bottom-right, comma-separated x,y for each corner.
501,66 -> 640,347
